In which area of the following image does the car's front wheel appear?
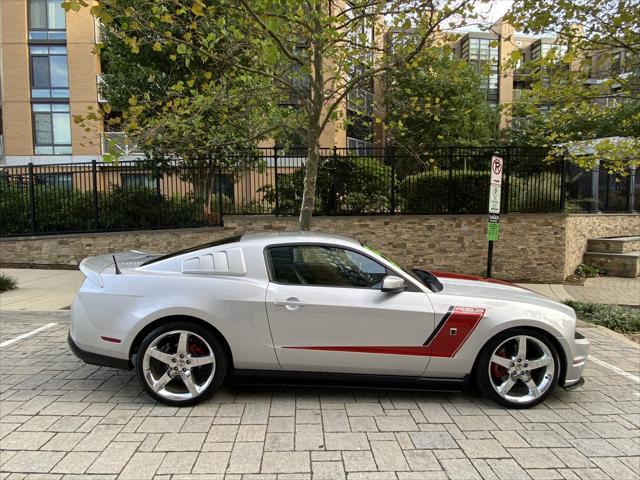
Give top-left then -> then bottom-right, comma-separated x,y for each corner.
136,321 -> 228,406
476,328 -> 560,408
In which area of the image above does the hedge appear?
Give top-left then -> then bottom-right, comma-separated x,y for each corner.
0,185 -> 207,235
260,156 -> 393,215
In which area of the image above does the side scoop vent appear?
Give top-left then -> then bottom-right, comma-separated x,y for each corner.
181,247 -> 247,275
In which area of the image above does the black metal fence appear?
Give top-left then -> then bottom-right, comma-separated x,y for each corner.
0,147 -> 636,237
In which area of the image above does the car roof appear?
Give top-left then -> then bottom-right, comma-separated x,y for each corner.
240,231 -> 361,248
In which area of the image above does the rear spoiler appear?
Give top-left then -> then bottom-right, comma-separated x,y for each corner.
79,251 -> 159,287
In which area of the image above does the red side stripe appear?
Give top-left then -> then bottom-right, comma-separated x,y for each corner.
284,345 -> 431,356
282,306 -> 485,358
425,306 -> 485,357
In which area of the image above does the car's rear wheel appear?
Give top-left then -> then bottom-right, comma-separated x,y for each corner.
476,328 -> 560,408
135,321 -> 228,406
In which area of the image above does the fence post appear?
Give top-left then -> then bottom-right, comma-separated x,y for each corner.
628,167 -> 636,213
559,156 -> 567,212
216,165 -> 224,223
447,147 -> 453,214
28,163 -> 37,235
273,147 -> 279,215
330,146 -> 338,214
589,161 -> 600,213
502,147 -> 510,214
154,162 -> 161,227
91,160 -> 99,231
389,146 -> 396,214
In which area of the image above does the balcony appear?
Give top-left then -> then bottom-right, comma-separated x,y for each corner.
101,132 -> 142,157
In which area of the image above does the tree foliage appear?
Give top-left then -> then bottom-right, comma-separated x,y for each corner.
505,0 -> 640,174
383,46 -> 500,162
64,0 -> 487,229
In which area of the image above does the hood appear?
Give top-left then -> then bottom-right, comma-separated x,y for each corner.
433,271 -> 575,317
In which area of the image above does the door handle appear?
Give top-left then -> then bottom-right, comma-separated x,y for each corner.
274,298 -> 307,308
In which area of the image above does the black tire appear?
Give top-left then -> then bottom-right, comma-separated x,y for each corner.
475,328 -> 561,409
135,321 -> 228,406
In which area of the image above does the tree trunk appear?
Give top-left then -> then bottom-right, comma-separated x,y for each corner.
298,6 -> 324,231
191,163 -> 216,220
299,139 -> 320,230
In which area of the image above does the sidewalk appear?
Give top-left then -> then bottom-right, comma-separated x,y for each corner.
0,268 -> 83,311
1,267 -> 638,310
519,276 -> 640,306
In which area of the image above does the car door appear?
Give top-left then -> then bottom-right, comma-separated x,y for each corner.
264,244 -> 436,376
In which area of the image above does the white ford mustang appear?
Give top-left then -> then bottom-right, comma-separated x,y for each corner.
69,232 -> 589,408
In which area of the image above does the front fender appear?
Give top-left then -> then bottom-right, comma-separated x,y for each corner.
425,316 -> 573,380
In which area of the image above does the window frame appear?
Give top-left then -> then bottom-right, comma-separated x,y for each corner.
264,242 -> 420,292
35,172 -> 74,190
31,103 -> 72,155
120,173 -> 155,189
29,45 -> 69,99
28,0 -> 67,41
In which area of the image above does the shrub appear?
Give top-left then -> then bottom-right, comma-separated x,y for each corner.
507,173 -> 562,213
398,170 -> 490,214
0,273 -> 17,293
0,185 -> 207,235
398,170 -> 563,214
261,156 -> 393,215
566,300 -> 640,333
574,263 -> 606,278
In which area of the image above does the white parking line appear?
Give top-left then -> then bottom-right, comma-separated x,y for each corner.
0,322 -> 58,348
590,355 -> 640,383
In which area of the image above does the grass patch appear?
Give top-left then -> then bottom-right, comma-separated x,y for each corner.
566,300 -> 640,333
0,273 -> 17,293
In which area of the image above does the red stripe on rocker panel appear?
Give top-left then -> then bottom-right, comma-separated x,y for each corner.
283,345 -> 431,356
426,306 -> 485,357
282,306 -> 485,358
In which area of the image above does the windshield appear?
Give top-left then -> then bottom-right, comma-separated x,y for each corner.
140,235 -> 242,266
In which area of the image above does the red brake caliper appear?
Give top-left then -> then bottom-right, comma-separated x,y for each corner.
189,342 -> 204,356
491,348 -> 508,378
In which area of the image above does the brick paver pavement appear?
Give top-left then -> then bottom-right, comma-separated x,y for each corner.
1,312 -> 639,480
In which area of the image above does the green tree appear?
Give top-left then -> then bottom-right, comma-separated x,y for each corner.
505,0 -> 640,174
383,46 -> 500,162
76,0 -> 285,217
64,0 -> 485,230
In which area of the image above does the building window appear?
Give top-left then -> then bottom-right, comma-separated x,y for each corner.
121,173 -> 154,189
215,174 -> 235,202
347,137 -> 374,155
30,46 -> 69,99
464,37 -> 499,105
32,103 -> 72,155
29,0 -> 66,41
35,173 -> 73,190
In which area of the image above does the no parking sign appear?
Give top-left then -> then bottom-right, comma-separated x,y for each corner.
487,156 -> 503,241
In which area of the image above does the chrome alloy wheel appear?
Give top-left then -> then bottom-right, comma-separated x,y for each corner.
488,335 -> 555,405
142,330 -> 216,401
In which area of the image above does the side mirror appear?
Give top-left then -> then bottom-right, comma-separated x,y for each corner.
381,275 -> 406,293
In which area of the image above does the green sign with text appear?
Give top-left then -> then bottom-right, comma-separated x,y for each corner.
487,222 -> 500,241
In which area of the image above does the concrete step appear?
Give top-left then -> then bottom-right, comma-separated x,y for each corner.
587,236 -> 640,254
583,250 -> 640,278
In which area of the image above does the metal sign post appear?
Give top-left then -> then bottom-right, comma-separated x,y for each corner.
486,155 -> 503,278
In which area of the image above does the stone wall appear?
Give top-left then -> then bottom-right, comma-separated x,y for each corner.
1,214 -> 638,283
222,215 -> 568,283
0,227 -> 227,268
564,214 -> 640,277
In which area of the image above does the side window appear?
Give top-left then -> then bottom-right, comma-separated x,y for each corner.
268,245 -> 388,288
